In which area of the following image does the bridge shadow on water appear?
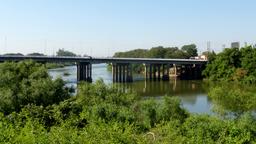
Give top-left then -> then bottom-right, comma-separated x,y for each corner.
113,78 -> 209,101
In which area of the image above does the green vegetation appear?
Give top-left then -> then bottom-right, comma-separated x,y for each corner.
0,61 -> 255,143
26,53 -> 45,56
208,83 -> 256,117
57,48 -> 77,57
0,61 -> 71,114
114,44 -> 198,59
45,63 -> 65,69
112,44 -> 198,73
3,53 -> 24,56
63,72 -> 71,76
203,46 -> 256,83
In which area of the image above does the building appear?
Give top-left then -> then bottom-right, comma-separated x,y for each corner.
231,42 -> 240,48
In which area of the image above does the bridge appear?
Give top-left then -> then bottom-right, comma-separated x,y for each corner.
0,55 -> 208,83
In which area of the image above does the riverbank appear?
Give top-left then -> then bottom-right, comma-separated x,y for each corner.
45,63 -> 75,69
0,61 -> 255,143
1,80 -> 255,143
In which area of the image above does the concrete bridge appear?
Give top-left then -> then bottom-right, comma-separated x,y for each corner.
0,56 -> 208,83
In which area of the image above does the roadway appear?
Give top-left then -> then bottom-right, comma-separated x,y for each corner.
0,56 -> 208,65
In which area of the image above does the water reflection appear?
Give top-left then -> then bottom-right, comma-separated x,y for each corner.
48,64 -> 212,114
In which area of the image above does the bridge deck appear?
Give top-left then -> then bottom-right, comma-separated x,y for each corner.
0,56 -> 207,65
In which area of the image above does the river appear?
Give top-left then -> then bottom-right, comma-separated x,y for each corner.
49,64 -> 213,114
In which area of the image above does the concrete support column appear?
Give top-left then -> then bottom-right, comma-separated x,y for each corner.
86,64 -> 89,81
127,64 -> 133,82
162,64 -> 170,81
77,62 -> 92,82
153,64 -> 156,81
115,64 -> 119,82
122,64 -> 126,83
112,64 -> 116,82
77,64 -> 81,81
144,64 -> 148,80
173,64 -> 177,76
118,65 -> 122,82
89,64 -> 92,81
162,64 -> 166,77
157,64 -> 161,81
149,64 -> 152,81
113,63 -> 133,83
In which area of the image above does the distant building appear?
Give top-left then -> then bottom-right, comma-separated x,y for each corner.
191,55 -> 207,60
231,42 -> 240,48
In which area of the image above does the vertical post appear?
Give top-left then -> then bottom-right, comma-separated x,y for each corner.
124,64 -> 127,82
77,62 -> 92,82
127,64 -> 133,82
157,64 -> 161,81
86,64 -> 89,81
122,64 -> 125,83
144,64 -> 148,80
130,64 -> 133,82
82,64 -> 85,81
77,63 -> 81,81
89,63 -> 92,82
112,64 -> 116,82
167,64 -> 170,77
149,64 -> 152,81
118,64 -> 122,82
153,64 -> 156,81
174,64 -> 177,76
162,64 -> 166,79
162,64 -> 170,81
116,64 -> 119,82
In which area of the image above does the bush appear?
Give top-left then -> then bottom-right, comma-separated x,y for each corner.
0,61 -> 71,114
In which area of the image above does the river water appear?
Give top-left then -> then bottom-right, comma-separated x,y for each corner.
49,64 -> 213,114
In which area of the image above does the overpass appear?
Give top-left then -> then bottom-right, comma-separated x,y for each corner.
0,55 -> 208,83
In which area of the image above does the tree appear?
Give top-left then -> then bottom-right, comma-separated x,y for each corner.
0,60 -> 71,114
146,46 -> 166,58
181,44 -> 198,58
4,53 -> 24,56
27,53 -> 45,56
57,49 -> 76,57
202,50 -> 216,63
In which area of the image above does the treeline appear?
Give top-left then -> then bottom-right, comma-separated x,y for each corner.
114,44 -> 198,59
2,49 -> 77,57
112,44 -> 198,73
0,61 -> 255,143
203,46 -> 256,83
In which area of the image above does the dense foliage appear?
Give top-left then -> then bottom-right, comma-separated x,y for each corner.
26,53 -> 45,56
0,61 -> 71,114
203,46 -> 256,83
114,44 -> 198,59
0,61 -> 255,143
0,80 -> 255,143
113,44 -> 198,72
57,48 -> 77,57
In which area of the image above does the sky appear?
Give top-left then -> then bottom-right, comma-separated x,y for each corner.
0,0 -> 255,57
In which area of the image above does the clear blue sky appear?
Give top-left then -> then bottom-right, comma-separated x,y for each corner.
0,0 -> 255,56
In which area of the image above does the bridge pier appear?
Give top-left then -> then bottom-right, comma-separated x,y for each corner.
162,64 -> 170,81
77,62 -> 92,82
112,63 -> 133,83
157,64 -> 161,81
178,64 -> 205,80
144,64 -> 170,81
